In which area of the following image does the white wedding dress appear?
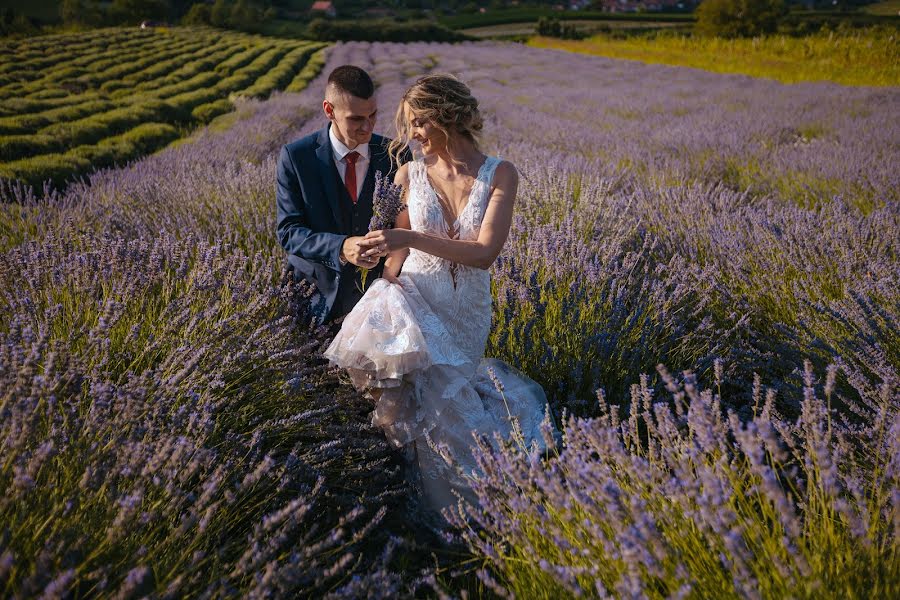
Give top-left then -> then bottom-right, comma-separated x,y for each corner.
324,156 -> 552,514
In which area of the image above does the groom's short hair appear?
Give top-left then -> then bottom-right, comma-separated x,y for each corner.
327,65 -> 375,100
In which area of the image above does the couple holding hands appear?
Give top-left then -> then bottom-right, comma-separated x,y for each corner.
275,65 -> 553,515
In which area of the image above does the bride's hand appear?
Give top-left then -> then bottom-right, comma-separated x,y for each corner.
359,229 -> 412,258
382,273 -> 403,286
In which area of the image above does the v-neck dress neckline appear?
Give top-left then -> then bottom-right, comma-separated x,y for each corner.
424,156 -> 491,235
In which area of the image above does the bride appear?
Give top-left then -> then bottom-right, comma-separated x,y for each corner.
324,74 -> 553,515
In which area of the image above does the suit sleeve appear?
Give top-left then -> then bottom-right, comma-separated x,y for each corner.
275,145 -> 346,272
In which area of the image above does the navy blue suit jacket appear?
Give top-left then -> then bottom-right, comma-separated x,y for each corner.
276,126 -> 403,321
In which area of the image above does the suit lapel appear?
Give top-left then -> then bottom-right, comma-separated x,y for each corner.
315,126 -> 346,231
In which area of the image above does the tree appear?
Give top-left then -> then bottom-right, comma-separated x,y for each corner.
59,0 -> 105,26
695,0 -> 787,38
110,0 -> 171,23
182,2 -> 211,24
536,16 -> 581,39
0,8 -> 40,36
230,0 -> 262,30
60,0 -> 86,24
210,0 -> 231,27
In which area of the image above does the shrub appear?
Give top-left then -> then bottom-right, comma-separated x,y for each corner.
285,47 -> 327,93
452,364 -> 898,598
236,44 -> 319,100
0,233 -> 400,597
38,100 -> 187,148
214,44 -> 267,73
183,2 -> 211,25
165,87 -> 223,114
536,16 -> 583,40
0,100 -> 116,136
695,0 -> 788,38
0,153 -> 89,189
191,99 -> 234,123
306,18 -> 467,42
67,122 -> 178,167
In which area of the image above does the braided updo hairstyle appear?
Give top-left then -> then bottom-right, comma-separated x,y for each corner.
389,74 -> 483,169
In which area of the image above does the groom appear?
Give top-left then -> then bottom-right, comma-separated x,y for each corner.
276,65 -> 405,322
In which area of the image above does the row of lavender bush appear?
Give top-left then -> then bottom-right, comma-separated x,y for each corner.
1,40 -> 897,597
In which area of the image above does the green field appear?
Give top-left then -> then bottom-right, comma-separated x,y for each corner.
0,27 -> 326,189
440,8 -> 694,30
529,28 -> 900,86
462,19 -> 688,39
864,0 -> 900,15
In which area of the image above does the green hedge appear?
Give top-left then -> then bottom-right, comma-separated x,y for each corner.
68,122 -> 180,167
0,134 -> 63,162
0,123 -> 179,188
0,100 -> 116,136
150,72 -> 222,101
25,88 -> 69,100
36,100 -> 187,152
0,92 -> 103,117
165,87 -> 224,114
236,43 -> 321,99
0,154 -> 90,189
0,28 -> 326,190
214,43 -> 270,73
285,47 -> 327,93
116,39 -> 232,86
306,19 -> 468,42
148,44 -> 246,88
191,99 -> 234,124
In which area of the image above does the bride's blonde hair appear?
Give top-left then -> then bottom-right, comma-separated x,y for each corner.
388,74 -> 484,169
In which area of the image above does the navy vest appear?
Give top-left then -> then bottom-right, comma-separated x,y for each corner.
331,161 -> 382,317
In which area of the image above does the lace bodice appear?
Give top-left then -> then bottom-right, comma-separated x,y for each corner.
400,156 -> 502,363
406,156 -> 501,237
404,156 -> 502,273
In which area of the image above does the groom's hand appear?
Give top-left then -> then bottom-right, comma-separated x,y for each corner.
341,236 -> 379,268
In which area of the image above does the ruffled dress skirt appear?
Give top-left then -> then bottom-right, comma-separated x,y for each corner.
324,275 -> 552,514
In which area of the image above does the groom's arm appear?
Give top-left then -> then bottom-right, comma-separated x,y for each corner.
275,145 -> 345,272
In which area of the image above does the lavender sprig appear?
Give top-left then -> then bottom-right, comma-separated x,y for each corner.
369,170 -> 406,232
358,170 -> 406,291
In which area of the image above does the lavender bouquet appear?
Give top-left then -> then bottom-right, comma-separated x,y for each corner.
359,170 -> 406,290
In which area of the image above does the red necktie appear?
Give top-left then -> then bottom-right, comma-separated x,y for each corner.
344,151 -> 360,204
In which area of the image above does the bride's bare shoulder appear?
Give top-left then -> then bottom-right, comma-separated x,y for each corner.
494,159 -> 519,191
393,161 -> 412,187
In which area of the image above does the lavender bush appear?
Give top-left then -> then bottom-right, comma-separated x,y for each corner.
0,40 -> 897,597
447,362 -> 898,597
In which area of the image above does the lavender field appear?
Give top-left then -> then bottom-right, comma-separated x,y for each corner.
1,40 -> 898,597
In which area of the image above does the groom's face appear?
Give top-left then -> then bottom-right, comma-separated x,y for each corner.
324,91 -> 377,149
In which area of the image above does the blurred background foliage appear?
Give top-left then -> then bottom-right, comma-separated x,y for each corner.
0,0 -> 897,40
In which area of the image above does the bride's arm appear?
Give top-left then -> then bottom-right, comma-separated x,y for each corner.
362,161 -> 518,270
381,164 -> 411,283
382,210 -> 410,282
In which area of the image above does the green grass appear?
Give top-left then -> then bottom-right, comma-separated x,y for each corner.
863,0 -> 900,15
529,28 -> 900,87
439,8 -> 693,30
462,19 -> 689,39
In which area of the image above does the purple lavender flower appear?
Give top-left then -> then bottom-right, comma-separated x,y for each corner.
368,170 -> 406,232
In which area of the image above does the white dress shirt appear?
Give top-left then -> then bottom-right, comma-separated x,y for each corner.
329,126 -> 369,200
